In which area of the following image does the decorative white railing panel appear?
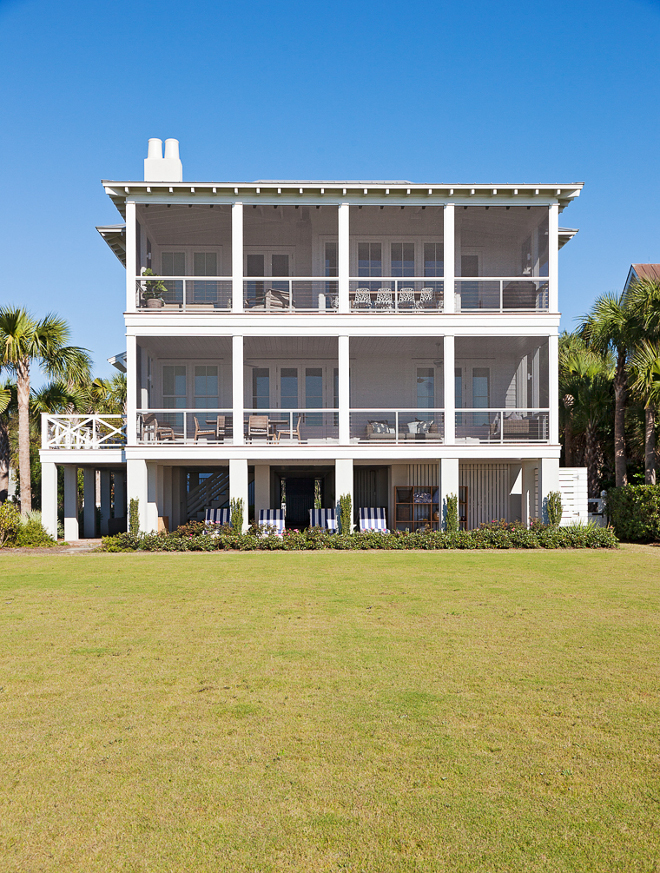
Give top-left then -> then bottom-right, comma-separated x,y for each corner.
42,414 -> 126,449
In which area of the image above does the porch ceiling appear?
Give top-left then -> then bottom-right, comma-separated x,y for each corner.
139,336 -> 233,358
456,335 -> 548,357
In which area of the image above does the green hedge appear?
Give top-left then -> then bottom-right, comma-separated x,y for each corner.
607,485 -> 660,542
100,520 -> 618,553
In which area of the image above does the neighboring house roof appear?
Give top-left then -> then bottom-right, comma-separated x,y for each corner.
96,224 -> 126,265
108,352 -> 127,373
558,227 -> 578,250
624,263 -> 660,291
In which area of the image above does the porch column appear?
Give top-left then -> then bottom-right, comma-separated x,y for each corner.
83,467 -> 96,538
125,201 -> 137,312
127,458 -> 148,532
338,335 -> 350,444
338,202 -> 350,313
443,203 -> 455,313
548,203 -> 559,313
254,464 -> 270,514
335,458 -> 353,532
548,333 -> 559,444
41,461 -> 58,539
521,461 -> 537,527
232,202 -> 244,313
539,457 -> 560,524
146,462 -> 159,533
232,335 -> 244,445
126,334 -> 138,446
100,469 -> 111,536
443,334 -> 455,444
439,458 -> 459,530
229,458 -> 249,532
113,470 -> 126,520
63,465 -> 79,541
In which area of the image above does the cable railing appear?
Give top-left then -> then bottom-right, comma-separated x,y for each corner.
455,409 -> 550,443
350,409 -> 445,444
455,278 -> 549,312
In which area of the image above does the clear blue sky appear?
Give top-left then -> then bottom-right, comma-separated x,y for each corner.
1,0 -> 659,381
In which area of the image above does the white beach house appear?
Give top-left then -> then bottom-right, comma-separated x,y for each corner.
39,139 -> 585,537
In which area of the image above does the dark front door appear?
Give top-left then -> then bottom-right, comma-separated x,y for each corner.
283,477 -> 315,529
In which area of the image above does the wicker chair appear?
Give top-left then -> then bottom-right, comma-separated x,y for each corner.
353,288 -> 372,309
398,287 -> 416,310
375,287 -> 394,311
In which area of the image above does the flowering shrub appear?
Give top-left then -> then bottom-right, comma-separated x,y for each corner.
99,521 -> 618,552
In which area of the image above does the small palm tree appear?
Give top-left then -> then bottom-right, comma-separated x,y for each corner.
0,308 -> 91,512
629,339 -> 660,485
0,378 -> 16,503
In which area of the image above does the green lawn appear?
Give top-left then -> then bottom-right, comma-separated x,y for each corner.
0,548 -> 658,872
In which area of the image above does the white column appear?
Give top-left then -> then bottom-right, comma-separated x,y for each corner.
113,471 -> 126,519
162,466 -> 172,531
335,458 -> 353,531
254,464 -> 270,515
126,334 -> 137,446
83,467 -> 96,538
443,203 -> 455,313
229,458 -> 249,532
439,458 -> 459,530
127,458 -> 148,532
63,465 -> 79,541
521,460 -> 537,527
41,461 -> 58,539
100,469 -> 111,535
338,335 -> 350,443
232,202 -> 244,313
539,457 -> 560,524
338,202 -> 350,313
146,462 -> 159,532
232,335 -> 244,445
443,334 -> 455,444
549,333 -> 559,445
125,200 -> 137,312
548,203 -> 559,313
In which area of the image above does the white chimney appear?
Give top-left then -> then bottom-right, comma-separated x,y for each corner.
144,137 -> 183,182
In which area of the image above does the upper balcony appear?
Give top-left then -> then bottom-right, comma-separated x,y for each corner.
124,202 -> 556,315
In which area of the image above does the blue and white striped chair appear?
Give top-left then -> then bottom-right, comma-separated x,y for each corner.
359,507 -> 389,533
205,507 -> 231,526
308,508 -> 337,532
258,508 -> 285,536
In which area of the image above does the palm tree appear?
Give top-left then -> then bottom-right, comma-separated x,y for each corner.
0,308 -> 91,512
629,339 -> 660,485
0,378 -> 16,503
579,292 -> 637,488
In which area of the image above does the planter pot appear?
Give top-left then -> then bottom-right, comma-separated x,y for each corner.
145,298 -> 164,309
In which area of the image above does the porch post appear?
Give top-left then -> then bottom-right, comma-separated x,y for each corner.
338,202 -> 350,314
548,203 -> 559,312
443,203 -> 455,313
232,202 -> 244,313
232,335 -> 244,445
338,335 -> 350,444
100,469 -> 111,535
521,460 -> 537,527
229,458 -> 249,532
127,458 -> 148,532
443,334 -> 455,444
548,333 -> 559,444
83,467 -> 96,538
335,458 -> 353,532
146,462 -> 159,532
254,464 -> 270,514
41,461 -> 58,539
439,458 -> 459,531
539,457 -> 560,524
63,465 -> 79,541
126,334 -> 138,446
125,200 -> 137,312
113,470 -> 126,520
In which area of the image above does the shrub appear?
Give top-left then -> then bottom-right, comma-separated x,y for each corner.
15,512 -> 56,548
0,502 -> 21,547
230,498 -> 244,532
607,485 -> 660,542
129,498 -> 139,536
445,494 -> 459,533
546,491 -> 563,527
338,494 -> 352,535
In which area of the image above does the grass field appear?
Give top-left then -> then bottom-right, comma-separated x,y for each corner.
0,548 -> 658,872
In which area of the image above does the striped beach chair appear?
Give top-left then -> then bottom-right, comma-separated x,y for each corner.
359,507 -> 389,533
258,508 -> 285,536
308,508 -> 337,532
205,507 -> 231,526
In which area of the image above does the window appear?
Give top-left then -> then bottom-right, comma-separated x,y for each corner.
416,367 -> 434,408
424,243 -> 444,277
162,365 -> 186,428
194,366 -> 218,409
391,243 -> 415,277
192,253 -> 218,303
473,367 -> 490,426
252,368 -> 270,409
280,368 -> 298,408
161,252 -> 185,304
306,367 -> 323,425
358,242 -> 382,277
324,242 -> 338,277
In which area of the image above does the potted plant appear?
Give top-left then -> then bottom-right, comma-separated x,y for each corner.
141,268 -> 167,308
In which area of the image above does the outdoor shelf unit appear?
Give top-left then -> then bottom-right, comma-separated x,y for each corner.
394,486 -> 440,532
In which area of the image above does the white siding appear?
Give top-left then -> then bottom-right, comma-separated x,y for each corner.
558,467 -> 588,525
460,463 -> 510,528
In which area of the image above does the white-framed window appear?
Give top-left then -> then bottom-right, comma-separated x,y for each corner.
194,365 -> 219,409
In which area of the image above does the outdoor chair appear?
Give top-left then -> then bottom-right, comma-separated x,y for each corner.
247,414 -> 271,442
416,287 -> 438,310
353,288 -> 372,309
194,415 -> 225,443
308,508 -> 337,532
258,508 -> 285,536
398,287 -> 416,310
141,413 -> 178,442
275,415 -> 303,443
204,507 -> 231,526
359,507 -> 389,533
375,287 -> 394,311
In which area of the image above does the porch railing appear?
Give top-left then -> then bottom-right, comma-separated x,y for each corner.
348,280 -> 444,311
350,409 -> 445,444
243,409 -> 339,443
456,409 -> 550,443
135,277 -> 232,310
41,414 -> 126,449
455,278 -> 549,312
136,409 -> 234,444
